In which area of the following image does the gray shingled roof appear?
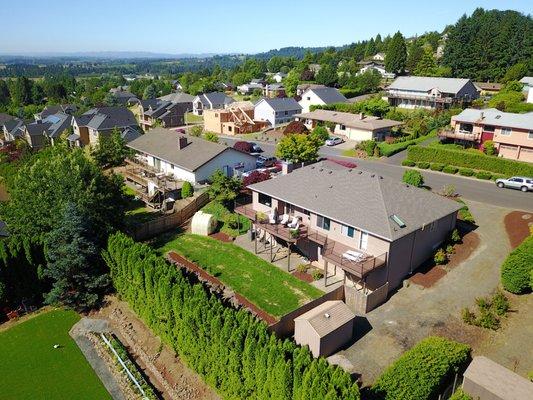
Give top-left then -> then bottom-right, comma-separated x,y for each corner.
0,113 -> 15,126
248,161 -> 462,241
295,109 -> 403,131
257,97 -> 302,112
387,76 -> 473,94
78,107 -> 138,131
306,87 -> 347,104
159,92 -> 194,104
127,128 -> 242,172
453,108 -> 533,131
196,92 -> 235,106
519,76 -> 533,86
294,301 -> 354,338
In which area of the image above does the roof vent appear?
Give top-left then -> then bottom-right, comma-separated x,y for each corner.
379,176 -> 383,179
328,171 -> 332,174
358,171 -> 362,174
390,214 -> 406,228
495,115 -> 501,119
324,313 -> 330,319
370,174 -> 375,178
348,169 -> 353,172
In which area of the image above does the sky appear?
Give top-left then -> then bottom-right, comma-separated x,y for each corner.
0,0 -> 531,55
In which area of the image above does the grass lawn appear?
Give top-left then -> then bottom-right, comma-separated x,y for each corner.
202,200 -> 250,237
0,309 -> 111,400
185,112 -> 203,124
157,234 -> 323,317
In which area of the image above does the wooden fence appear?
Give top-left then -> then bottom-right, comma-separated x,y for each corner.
131,191 -> 210,241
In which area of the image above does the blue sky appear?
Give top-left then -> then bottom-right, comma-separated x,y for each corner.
0,0 -> 531,54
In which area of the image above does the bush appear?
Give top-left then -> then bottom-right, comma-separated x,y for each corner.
181,181 -> 194,198
223,213 -> 240,229
443,165 -> 458,174
371,337 -> 470,400
417,161 -> 430,169
233,141 -> 254,153
449,389 -> 472,400
477,309 -> 500,330
296,264 -> 310,273
492,291 -> 510,316
311,269 -> 324,281
459,168 -> 474,176
189,125 -> 203,137
242,170 -> 271,187
451,229 -> 461,243
475,171 -> 492,180
402,170 -> 424,187
461,308 -> 476,325
456,199 -> 475,224
402,159 -> 415,167
434,249 -> 447,265
377,129 -> 438,157
483,140 -> 496,156
407,145 -> 533,177
204,131 -> 219,143
310,126 -> 329,142
283,121 -> 309,135
501,235 -> 533,294
446,244 -> 455,255
430,163 -> 445,171
440,184 -> 457,197
362,140 -> 377,156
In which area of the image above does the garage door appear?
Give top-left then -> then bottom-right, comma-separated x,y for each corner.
498,144 -> 519,160
518,147 -> 533,163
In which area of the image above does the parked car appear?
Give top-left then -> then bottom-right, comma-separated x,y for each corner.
256,156 -> 277,168
249,142 -> 263,153
325,137 -> 344,146
495,176 -> 533,192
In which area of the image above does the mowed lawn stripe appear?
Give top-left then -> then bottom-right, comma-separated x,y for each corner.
0,309 -> 111,400
159,234 -> 323,318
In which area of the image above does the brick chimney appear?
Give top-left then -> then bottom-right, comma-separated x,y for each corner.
178,136 -> 188,149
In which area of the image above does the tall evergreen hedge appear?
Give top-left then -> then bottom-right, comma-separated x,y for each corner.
371,337 -> 470,400
407,146 -> 533,177
104,233 -> 361,400
501,235 -> 533,294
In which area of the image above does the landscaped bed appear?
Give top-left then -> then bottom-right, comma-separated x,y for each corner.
0,309 -> 111,400
157,233 -> 323,318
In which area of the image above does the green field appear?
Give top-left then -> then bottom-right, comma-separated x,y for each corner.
157,234 -> 323,317
0,309 -> 111,400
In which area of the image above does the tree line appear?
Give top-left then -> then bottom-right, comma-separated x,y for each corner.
104,232 -> 361,400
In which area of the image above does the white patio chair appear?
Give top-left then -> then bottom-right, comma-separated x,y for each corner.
269,212 -> 276,224
279,214 -> 290,225
287,216 -> 299,229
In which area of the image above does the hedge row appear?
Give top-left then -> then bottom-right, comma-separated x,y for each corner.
371,337 -> 471,400
104,233 -> 361,400
407,146 -> 533,177
501,235 -> 533,294
378,130 -> 437,157
402,160 -> 507,181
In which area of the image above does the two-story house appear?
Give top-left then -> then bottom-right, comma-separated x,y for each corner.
203,102 -> 268,135
298,87 -> 347,113
136,93 -> 193,131
236,161 -> 461,312
439,108 -> 533,162
69,107 -> 139,147
2,117 -> 25,144
24,112 -> 73,149
385,76 -> 479,109
263,83 -> 286,98
192,92 -> 235,115
254,98 -> 302,127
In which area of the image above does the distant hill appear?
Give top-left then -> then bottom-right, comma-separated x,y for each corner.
0,51 -> 221,60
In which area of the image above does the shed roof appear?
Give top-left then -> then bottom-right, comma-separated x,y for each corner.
294,301 -> 354,338
464,356 -> 533,400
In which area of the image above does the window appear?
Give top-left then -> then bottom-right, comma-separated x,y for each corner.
484,125 -> 495,132
306,96 -> 311,101
528,131 -> 533,140
284,111 -> 288,116
359,231 -> 368,250
258,193 -> 271,207
341,225 -> 355,238
340,125 -> 346,131
501,128 -> 512,136
316,215 -> 330,231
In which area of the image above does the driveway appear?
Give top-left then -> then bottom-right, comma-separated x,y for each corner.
330,201 -> 513,385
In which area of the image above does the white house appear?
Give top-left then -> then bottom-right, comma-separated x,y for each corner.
192,92 -> 235,115
254,98 -> 302,127
237,82 -> 264,95
520,77 -> 533,104
272,72 -> 287,83
127,128 -> 256,184
358,62 -> 396,79
298,87 -> 347,113
372,53 -> 385,61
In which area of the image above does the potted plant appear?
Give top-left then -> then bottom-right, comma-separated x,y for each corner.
289,228 -> 300,239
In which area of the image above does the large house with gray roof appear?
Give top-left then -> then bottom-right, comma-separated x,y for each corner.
192,92 -> 235,115
2,117 -> 25,144
127,128 -> 256,185
298,87 -> 348,113
23,112 -> 73,149
254,97 -> 302,127
236,161 -> 461,312
136,93 -> 194,131
69,106 -> 139,147
385,76 -> 479,109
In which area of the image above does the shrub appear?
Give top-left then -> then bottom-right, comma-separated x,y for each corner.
233,141 -> 253,153
477,309 -> 500,330
189,125 -> 203,137
371,337 -> 471,400
462,308 -> 476,325
449,389 -> 473,400
402,159 -> 415,167
223,213 -> 240,230
440,184 -> 456,197
402,170 -> 424,187
373,145 -> 382,157
204,131 -> 219,143
446,245 -> 455,255
456,199 -> 475,224
310,126 -> 329,142
417,161 -> 430,169
407,146 -> 533,177
242,170 -> 271,187
501,235 -> 533,294
362,140 -> 377,156
296,264 -> 310,273
451,229 -> 461,243
283,120 -> 309,135
475,171 -> 492,180
459,168 -> 474,176
443,165 -> 458,174
430,163 -> 445,171
434,249 -> 447,265
311,269 -> 324,281
483,140 -> 496,156
181,181 -> 194,198
492,291 -> 509,316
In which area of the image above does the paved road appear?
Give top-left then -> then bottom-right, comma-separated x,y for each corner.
220,136 -> 533,212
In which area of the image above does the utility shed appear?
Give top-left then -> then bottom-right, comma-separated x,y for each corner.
462,356 -> 533,400
294,301 -> 355,358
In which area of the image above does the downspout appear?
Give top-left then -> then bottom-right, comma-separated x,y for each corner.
408,229 -> 417,275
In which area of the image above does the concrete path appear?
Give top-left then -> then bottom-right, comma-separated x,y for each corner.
332,201 -> 513,385
70,319 -> 126,400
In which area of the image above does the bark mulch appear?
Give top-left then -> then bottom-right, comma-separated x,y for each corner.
292,271 -> 314,283
504,211 -> 532,249
166,251 -> 277,325
409,266 -> 447,288
209,231 -> 234,243
447,231 -> 480,269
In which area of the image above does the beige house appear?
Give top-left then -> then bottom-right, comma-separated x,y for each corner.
203,102 -> 268,135
294,301 -> 355,357
295,109 -> 403,142
236,161 -> 461,313
440,108 -> 533,162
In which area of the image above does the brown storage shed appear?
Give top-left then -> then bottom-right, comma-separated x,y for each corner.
294,301 -> 355,358
462,356 -> 533,400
